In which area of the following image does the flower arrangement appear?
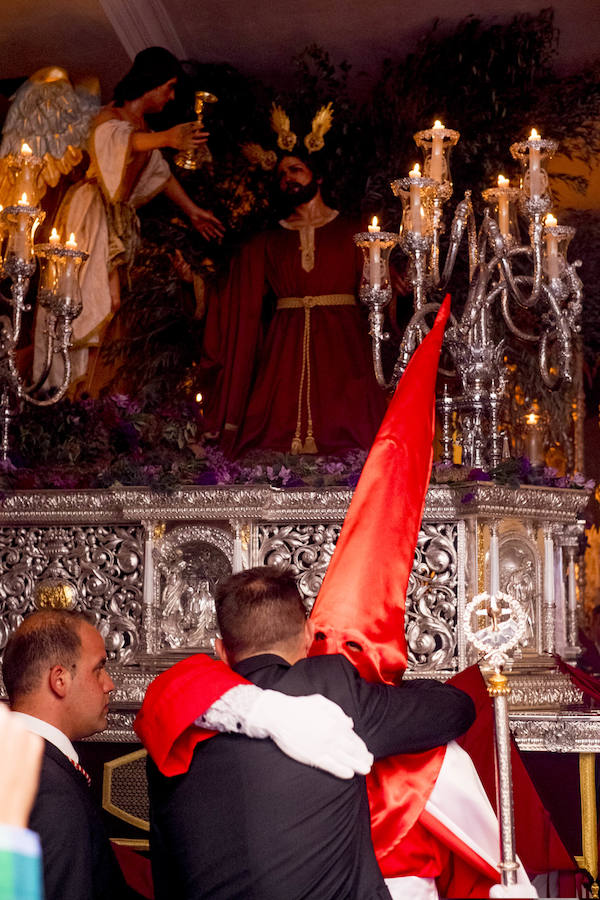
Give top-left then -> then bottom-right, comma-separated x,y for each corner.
1,394 -> 594,495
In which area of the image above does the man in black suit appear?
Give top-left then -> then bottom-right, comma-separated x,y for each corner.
148,566 -> 476,900
2,610 -> 132,900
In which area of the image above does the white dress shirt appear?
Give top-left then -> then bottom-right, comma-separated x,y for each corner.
11,712 -> 79,763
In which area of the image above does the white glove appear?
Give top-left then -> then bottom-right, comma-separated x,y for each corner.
489,884 -> 538,898
197,684 -> 374,779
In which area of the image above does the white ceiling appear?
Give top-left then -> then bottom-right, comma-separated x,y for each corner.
1,0 -> 598,101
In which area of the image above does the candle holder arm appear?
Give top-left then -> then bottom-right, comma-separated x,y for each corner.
436,194 -> 474,292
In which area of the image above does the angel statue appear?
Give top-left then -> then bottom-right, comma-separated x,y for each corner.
23,46 -> 225,394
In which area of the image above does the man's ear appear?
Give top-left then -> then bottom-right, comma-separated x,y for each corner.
48,664 -> 72,699
214,637 -> 230,665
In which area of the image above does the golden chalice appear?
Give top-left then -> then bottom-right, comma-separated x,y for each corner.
175,91 -> 218,170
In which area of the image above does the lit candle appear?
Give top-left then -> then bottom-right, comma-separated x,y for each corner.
62,233 -> 78,300
409,164 -> 422,235
368,216 -> 381,289
17,144 -> 37,203
49,227 -> 61,246
544,213 -> 559,278
13,202 -> 29,259
525,406 -> 544,465
497,175 -> 510,237
430,120 -> 445,182
528,128 -> 542,199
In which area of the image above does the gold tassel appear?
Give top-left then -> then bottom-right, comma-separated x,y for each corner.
291,437 -> 303,455
302,435 -> 318,454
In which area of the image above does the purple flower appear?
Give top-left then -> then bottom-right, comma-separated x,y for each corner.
467,468 -> 492,482
461,491 -> 475,504
108,394 -> 141,414
433,460 -> 455,471
195,471 -> 218,485
519,457 -> 532,476
278,466 -> 292,485
323,461 -> 345,475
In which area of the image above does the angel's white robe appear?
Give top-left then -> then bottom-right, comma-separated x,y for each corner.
33,113 -> 170,388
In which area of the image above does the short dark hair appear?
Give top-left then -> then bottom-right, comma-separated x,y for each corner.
2,611 -> 85,704
113,46 -> 182,106
215,566 -> 307,659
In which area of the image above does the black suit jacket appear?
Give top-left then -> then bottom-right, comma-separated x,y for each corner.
28,741 -> 131,900
148,653 -> 475,900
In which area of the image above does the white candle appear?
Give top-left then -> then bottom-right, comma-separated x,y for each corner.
430,120 -> 444,182
490,526 -> 500,596
544,213 -> 559,278
17,144 -> 37,203
49,227 -> 61,246
525,408 -> 544,465
497,175 -> 510,237
13,194 -> 30,258
543,528 -> 555,653
62,233 -> 78,300
528,128 -> 542,199
409,164 -> 422,235
368,216 -> 381,289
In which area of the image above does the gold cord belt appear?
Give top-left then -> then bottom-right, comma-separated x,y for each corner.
276,294 -> 355,454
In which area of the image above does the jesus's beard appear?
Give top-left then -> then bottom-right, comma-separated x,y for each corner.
277,176 -> 320,214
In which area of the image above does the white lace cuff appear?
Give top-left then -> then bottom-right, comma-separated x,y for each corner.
194,684 -> 268,737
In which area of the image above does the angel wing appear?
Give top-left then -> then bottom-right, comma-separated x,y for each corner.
0,66 -> 100,205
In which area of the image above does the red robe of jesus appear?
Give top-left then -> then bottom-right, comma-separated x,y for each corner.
201,213 -> 387,456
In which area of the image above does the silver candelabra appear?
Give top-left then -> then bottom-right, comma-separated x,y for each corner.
355,122 -> 582,472
0,143 -> 87,460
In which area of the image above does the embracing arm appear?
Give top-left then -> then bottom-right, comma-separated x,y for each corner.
135,653 -> 372,779
350,666 -> 476,758
134,654 -> 247,775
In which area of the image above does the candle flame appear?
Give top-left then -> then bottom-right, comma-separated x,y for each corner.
49,227 -> 61,244
65,232 -> 77,249
372,216 -> 378,228
529,128 -> 540,141
196,392 -> 203,403
18,193 -> 28,206
432,120 -> 444,129
544,214 -> 558,227
497,175 -> 510,187
409,163 -> 421,178
21,142 -> 33,157
526,412 -> 539,425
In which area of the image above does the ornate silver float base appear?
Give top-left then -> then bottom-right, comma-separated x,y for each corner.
0,482 -> 590,745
